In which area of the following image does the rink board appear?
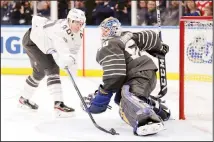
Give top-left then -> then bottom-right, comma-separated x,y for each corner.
1,26 -> 212,82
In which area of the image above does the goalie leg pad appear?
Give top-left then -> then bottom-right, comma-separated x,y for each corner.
119,85 -> 164,135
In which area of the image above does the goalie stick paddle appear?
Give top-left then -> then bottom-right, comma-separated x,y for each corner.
65,68 -> 119,135
155,0 -> 168,99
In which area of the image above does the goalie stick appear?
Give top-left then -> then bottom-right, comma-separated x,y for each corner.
65,68 -> 119,135
155,0 -> 168,99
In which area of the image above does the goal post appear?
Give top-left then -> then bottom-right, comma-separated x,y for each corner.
179,16 -> 213,120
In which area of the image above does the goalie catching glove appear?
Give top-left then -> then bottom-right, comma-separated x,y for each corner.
81,85 -> 113,114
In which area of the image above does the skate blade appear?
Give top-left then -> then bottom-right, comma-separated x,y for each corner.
54,109 -> 75,118
137,122 -> 164,136
17,103 -> 38,112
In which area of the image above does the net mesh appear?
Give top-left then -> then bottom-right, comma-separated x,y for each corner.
184,20 -> 213,120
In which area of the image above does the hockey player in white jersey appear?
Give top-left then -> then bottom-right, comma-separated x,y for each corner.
18,8 -> 86,117
81,17 -> 170,136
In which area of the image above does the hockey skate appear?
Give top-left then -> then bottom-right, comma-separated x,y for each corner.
54,101 -> 75,118
136,121 -> 164,136
18,96 -> 38,111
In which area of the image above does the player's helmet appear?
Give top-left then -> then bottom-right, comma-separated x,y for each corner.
99,17 -> 121,40
67,8 -> 86,29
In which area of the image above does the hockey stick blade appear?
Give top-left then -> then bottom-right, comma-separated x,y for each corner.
65,68 -> 119,135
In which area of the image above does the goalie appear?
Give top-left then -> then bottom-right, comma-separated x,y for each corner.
82,17 -> 171,136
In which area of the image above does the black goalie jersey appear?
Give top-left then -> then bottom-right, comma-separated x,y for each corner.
96,30 -> 161,91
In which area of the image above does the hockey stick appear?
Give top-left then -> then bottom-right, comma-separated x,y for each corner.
154,0 -> 168,99
65,68 -> 119,135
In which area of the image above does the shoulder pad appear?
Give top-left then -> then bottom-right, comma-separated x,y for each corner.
108,38 -> 126,50
102,38 -> 118,47
108,38 -> 120,44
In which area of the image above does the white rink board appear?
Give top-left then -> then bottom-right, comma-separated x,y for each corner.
1,26 -> 212,77
1,26 -> 83,69
1,27 -> 30,68
82,26 -> 180,72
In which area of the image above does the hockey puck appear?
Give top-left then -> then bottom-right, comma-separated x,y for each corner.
110,128 -> 119,135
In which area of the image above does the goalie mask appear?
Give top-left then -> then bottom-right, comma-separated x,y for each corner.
99,17 -> 122,41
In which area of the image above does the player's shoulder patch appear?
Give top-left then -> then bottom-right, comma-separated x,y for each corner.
102,40 -> 109,47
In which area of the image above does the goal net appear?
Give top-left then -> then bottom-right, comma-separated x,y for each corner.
179,16 -> 213,120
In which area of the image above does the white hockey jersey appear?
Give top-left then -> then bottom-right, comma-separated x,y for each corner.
30,16 -> 83,66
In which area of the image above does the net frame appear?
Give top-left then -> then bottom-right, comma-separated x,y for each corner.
179,16 -> 213,120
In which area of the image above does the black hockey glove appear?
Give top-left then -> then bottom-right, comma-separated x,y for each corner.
159,42 -> 169,56
147,42 -> 169,57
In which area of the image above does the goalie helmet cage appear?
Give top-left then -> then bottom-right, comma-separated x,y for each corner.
179,16 -> 213,120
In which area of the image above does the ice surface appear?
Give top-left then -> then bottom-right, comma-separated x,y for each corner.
1,75 -> 212,141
